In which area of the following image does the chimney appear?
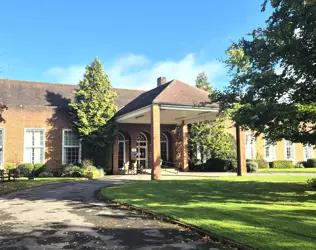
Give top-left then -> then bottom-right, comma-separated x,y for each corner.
157,76 -> 166,87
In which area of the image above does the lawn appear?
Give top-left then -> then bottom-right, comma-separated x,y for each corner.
0,177 -> 86,194
101,176 -> 316,250
258,168 -> 316,173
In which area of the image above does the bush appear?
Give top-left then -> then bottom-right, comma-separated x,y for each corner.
247,161 -> 258,173
83,166 -> 105,179
38,171 -> 54,178
191,158 -> 237,172
306,158 -> 316,168
18,163 -> 35,177
61,164 -> 84,177
34,163 -> 46,176
294,162 -> 305,168
81,159 -> 94,170
51,167 -> 63,177
255,154 -> 269,169
307,178 -> 316,189
4,162 -> 17,171
272,160 -> 293,169
300,161 -> 308,168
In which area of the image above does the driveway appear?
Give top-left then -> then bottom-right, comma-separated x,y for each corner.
0,178 -> 227,250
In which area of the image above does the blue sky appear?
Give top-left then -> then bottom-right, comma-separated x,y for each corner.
0,0 -> 271,90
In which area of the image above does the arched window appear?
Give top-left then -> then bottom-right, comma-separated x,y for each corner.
160,133 -> 169,162
118,132 -> 125,169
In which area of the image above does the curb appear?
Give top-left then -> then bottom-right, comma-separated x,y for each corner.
97,189 -> 252,250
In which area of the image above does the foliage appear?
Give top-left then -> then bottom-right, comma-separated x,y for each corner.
83,166 -> 104,179
306,158 -> 316,168
70,57 -> 118,138
213,0 -> 316,145
195,72 -> 214,93
191,158 -> 236,172
307,178 -> 316,189
102,176 -> 316,250
294,163 -> 305,168
18,163 -> 34,177
81,159 -> 94,170
272,160 -> 293,169
0,102 -> 8,123
255,154 -> 268,169
4,162 -> 17,170
38,172 -> 54,178
246,161 -> 258,173
34,163 -> 46,176
60,164 -> 84,177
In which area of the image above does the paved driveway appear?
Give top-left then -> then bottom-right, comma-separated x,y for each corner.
0,178 -> 227,250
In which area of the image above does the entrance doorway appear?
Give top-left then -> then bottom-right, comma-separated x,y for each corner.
136,132 -> 148,169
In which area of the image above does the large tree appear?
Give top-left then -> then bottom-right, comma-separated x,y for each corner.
190,73 -> 235,163
214,0 -> 316,145
70,58 -> 118,138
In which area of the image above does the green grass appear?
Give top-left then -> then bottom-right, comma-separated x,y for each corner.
101,176 -> 316,250
0,177 -> 86,194
258,168 -> 316,173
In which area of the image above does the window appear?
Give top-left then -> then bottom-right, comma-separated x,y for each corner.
245,134 -> 256,159
24,129 -> 45,164
284,140 -> 295,160
303,144 -> 314,161
160,133 -> 169,162
0,128 -> 4,169
118,133 -> 125,169
62,129 -> 81,164
264,139 -> 276,162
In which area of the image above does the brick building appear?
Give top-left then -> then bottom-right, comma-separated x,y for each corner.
1,77 -> 240,179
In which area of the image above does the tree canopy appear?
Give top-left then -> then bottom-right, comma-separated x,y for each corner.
214,0 -> 316,144
70,57 -> 118,137
0,103 -> 8,124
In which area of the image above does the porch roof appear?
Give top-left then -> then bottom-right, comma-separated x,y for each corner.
115,80 -> 219,125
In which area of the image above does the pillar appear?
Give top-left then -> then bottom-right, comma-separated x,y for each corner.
236,125 -> 247,176
180,121 -> 189,171
151,105 -> 161,180
113,135 -> 119,175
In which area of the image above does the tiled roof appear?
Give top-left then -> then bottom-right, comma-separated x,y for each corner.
116,80 -> 218,117
0,79 -> 145,109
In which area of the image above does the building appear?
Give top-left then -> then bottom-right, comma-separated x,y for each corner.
0,77 -> 235,179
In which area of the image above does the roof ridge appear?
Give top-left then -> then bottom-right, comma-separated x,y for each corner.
152,80 -> 174,103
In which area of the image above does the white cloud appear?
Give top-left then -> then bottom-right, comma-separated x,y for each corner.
44,53 -> 225,90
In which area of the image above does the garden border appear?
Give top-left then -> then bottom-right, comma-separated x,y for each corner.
97,188 -> 252,250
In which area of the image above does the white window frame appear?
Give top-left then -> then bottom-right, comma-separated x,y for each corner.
118,132 -> 126,169
264,139 -> 276,162
245,134 -> 256,159
0,128 -> 4,169
62,129 -> 82,165
303,144 -> 314,161
24,128 -> 46,164
284,140 -> 295,161
161,133 -> 169,162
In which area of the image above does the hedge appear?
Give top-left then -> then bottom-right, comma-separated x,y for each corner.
272,160 -> 293,169
246,161 -> 258,172
306,158 -> 316,168
191,158 -> 237,172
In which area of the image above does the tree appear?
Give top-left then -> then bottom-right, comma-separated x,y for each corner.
195,72 -> 214,93
0,102 -> 8,124
70,57 -> 118,137
190,73 -> 235,163
214,0 -> 316,145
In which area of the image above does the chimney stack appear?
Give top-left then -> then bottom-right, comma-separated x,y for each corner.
157,76 -> 166,87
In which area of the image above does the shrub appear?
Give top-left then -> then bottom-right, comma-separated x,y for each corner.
61,164 -> 84,177
294,162 -> 305,168
300,161 -> 308,168
246,161 -> 258,173
306,158 -> 316,168
192,158 -> 237,172
81,159 -> 94,170
18,163 -> 35,177
272,160 -> 293,169
4,162 -> 17,171
307,178 -> 316,189
255,154 -> 269,169
34,163 -> 46,176
83,166 -> 105,179
38,171 -> 54,178
51,167 -> 63,177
